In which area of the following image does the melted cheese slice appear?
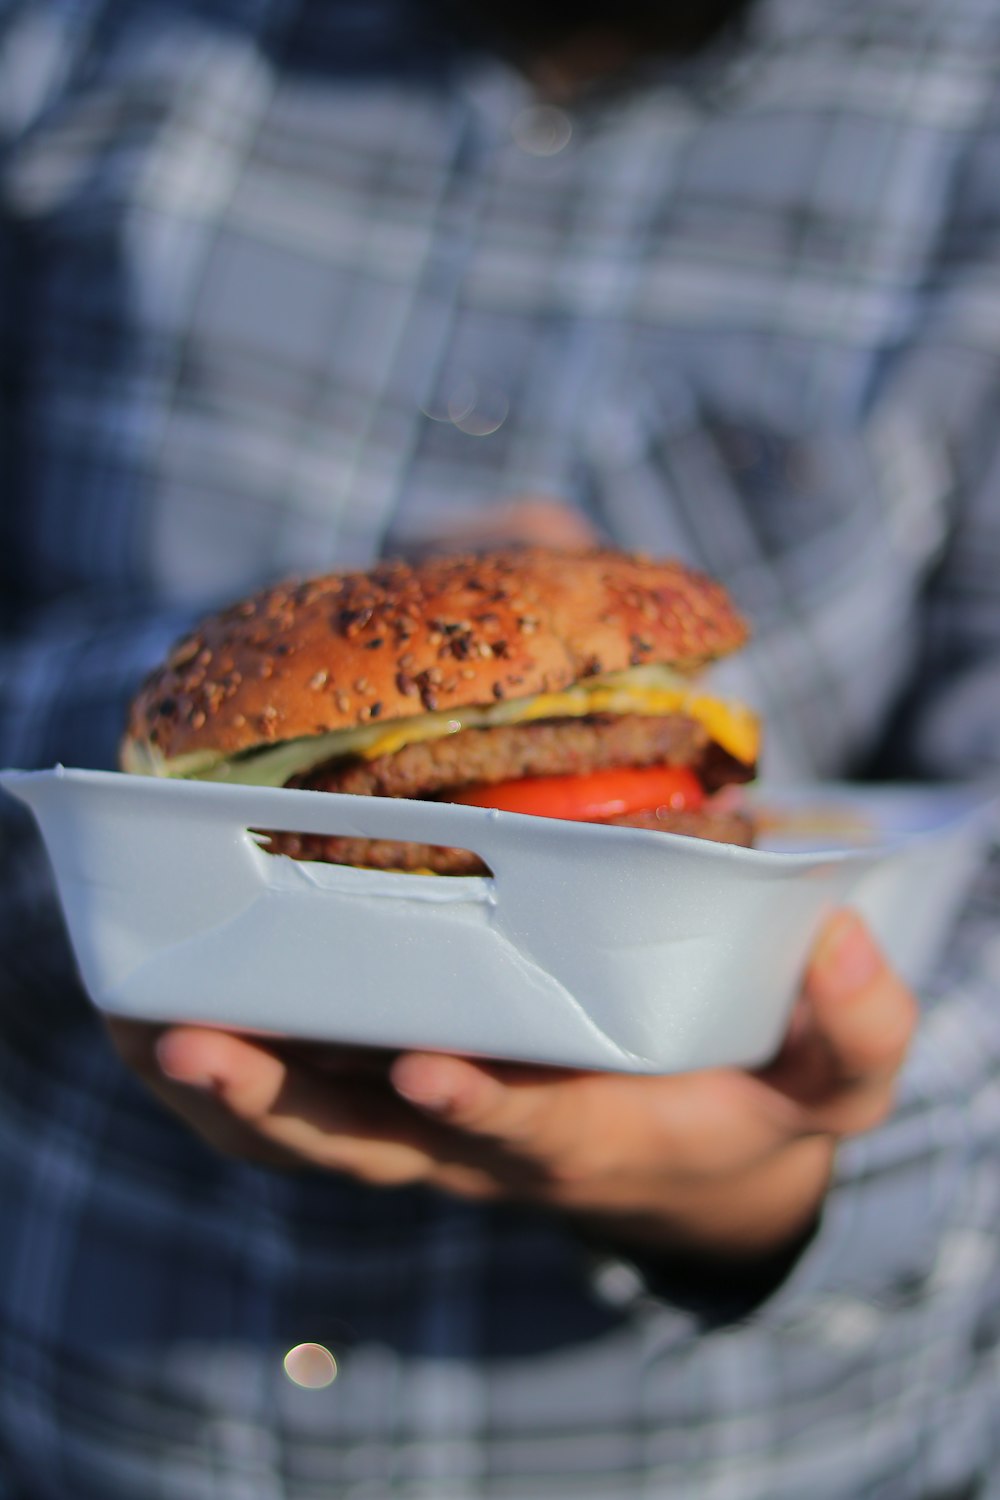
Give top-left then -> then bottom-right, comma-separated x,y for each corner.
358,681 -> 757,766
153,665 -> 758,788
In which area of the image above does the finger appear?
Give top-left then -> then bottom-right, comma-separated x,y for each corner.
156,1027 -> 298,1111
393,1052 -> 786,1186
389,1053 -> 588,1168
390,1053 -> 538,1134
806,911 -> 917,1084
388,1053 -> 696,1195
117,1023 -> 523,1187
156,1027 -> 448,1184
107,1019 -> 300,1165
762,910 -> 917,1135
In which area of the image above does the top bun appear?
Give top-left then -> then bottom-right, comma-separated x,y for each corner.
123,548 -> 749,767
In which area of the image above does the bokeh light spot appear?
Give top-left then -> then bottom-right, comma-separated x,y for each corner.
511,105 -> 573,156
283,1342 -> 338,1389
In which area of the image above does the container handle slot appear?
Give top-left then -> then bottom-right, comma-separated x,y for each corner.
249,823 -> 494,878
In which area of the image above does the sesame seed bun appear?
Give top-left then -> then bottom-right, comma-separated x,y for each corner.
122,548 -> 749,770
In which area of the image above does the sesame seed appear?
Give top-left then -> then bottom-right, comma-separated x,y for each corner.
335,691 -> 351,713
191,710 -> 207,729
168,638 -> 201,670
309,671 -> 328,690
339,606 -> 374,635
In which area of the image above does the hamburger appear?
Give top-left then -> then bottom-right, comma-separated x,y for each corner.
121,548 -> 759,873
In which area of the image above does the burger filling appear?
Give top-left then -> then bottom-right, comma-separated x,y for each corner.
136,665 -> 758,875
264,709 -> 756,875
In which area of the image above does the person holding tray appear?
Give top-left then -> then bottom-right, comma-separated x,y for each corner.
0,1 -> 998,1496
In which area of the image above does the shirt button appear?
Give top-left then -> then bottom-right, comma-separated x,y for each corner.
511,103 -> 573,156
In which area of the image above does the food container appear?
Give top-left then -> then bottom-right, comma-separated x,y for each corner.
1,768 -> 995,1073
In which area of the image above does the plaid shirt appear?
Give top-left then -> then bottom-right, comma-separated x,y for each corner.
2,0 -> 1000,1495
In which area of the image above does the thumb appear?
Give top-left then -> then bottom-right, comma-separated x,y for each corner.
761,909 -> 917,1135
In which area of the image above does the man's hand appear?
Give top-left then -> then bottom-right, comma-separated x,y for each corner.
108,909 -> 916,1263
404,494 -> 601,554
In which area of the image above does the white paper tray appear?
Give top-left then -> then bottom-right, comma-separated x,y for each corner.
2,768 -> 996,1074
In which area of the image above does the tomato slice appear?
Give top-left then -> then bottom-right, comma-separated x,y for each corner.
446,765 -> 705,822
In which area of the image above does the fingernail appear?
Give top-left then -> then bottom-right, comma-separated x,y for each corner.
155,1036 -> 218,1091
390,1059 -> 454,1114
812,911 -> 882,991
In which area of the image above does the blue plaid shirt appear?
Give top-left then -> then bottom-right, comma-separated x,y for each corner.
2,1 -> 1000,1495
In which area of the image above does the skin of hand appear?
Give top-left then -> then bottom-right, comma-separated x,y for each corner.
406,494 -> 602,554
107,909 -> 917,1263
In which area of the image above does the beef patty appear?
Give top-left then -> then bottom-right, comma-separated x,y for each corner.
265,800 -> 753,875
261,713 -> 755,873
289,713 -> 751,799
